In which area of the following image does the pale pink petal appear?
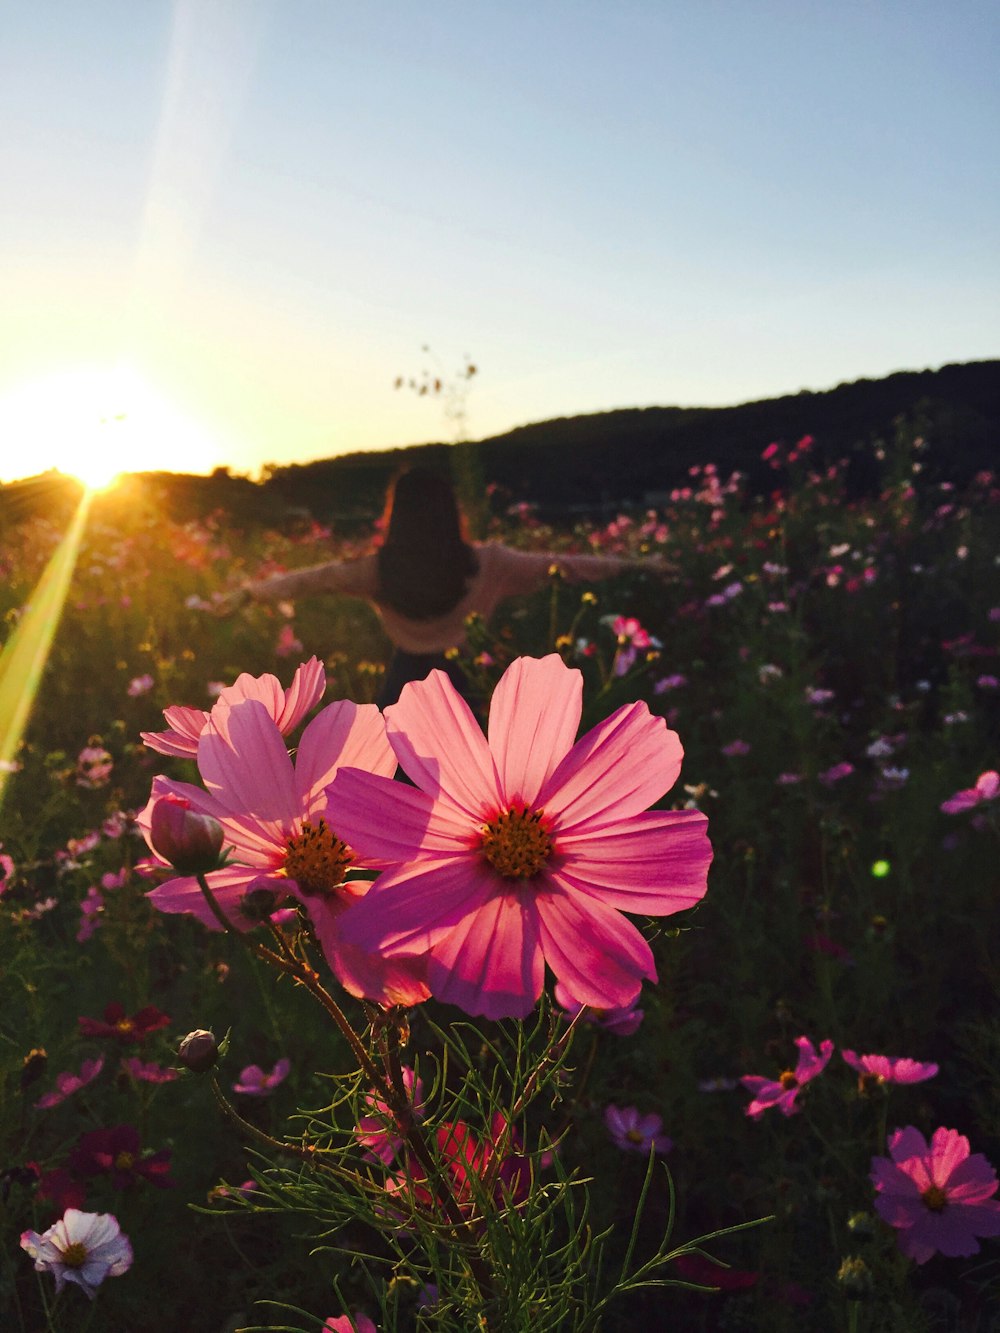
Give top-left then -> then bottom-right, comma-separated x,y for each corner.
945,1156 -> 1000,1202
533,886 -> 653,1009
538,702 -> 684,831
385,670 -> 500,817
273,657 -> 326,732
326,769 -> 476,860
146,864 -> 270,931
487,655 -> 582,807
217,671 -> 285,717
337,858 -> 497,957
552,809 -> 711,913
975,770 -> 999,800
295,702 -> 395,818
141,705 -> 209,756
427,888 -> 544,1019
198,700 -> 299,823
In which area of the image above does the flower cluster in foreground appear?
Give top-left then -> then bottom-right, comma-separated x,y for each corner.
142,655 -> 712,1022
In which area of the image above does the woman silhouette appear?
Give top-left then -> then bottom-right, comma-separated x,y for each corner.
234,466 -> 661,707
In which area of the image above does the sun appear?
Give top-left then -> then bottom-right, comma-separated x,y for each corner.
0,365 -> 223,489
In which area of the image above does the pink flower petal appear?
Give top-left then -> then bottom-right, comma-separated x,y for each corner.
141,705 -> 209,757
327,770 -> 475,859
146,865 -> 268,931
486,655 -> 582,808
385,671 -> 500,817
533,886 -> 654,1009
338,857 -> 498,957
553,809 -> 711,913
294,702 -> 396,819
427,888 -> 544,1019
198,700 -> 299,823
538,702 -> 684,831
273,657 -> 326,731
295,889 -> 430,1007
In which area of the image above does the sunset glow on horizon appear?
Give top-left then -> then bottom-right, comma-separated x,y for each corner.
0,1 -> 996,486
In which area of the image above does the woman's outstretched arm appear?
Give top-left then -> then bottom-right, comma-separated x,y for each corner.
217,553 -> 379,614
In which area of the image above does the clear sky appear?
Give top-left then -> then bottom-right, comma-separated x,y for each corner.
1,0 -> 997,484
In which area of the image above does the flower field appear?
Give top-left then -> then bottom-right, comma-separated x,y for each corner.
1,433 -> 999,1332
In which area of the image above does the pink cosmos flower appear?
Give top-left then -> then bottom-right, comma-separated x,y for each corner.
940,770 -> 999,814
20,1208 -> 133,1299
871,1126 -> 1000,1263
332,654 -> 712,1019
126,674 -> 154,697
34,1058 -> 105,1109
325,1315 -> 377,1333
141,658 -> 325,758
76,886 -> 104,943
78,1002 -> 170,1044
841,1050 -> 938,1089
721,739 -> 751,757
138,695 -> 428,1007
233,1058 -> 291,1096
76,746 -> 113,788
604,1104 -> 672,1154
741,1036 -> 834,1118
276,623 -> 304,657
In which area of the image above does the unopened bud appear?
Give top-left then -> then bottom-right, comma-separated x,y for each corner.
20,1048 -> 48,1090
178,1029 -> 219,1073
150,797 -> 224,875
837,1256 -> 873,1300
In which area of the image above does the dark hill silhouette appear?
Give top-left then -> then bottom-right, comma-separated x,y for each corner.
261,359 -> 998,522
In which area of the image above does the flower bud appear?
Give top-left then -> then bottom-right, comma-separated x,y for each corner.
150,797 -> 224,875
837,1256 -> 873,1300
177,1030 -> 219,1073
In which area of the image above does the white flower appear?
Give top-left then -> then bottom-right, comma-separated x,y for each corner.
20,1209 -> 133,1299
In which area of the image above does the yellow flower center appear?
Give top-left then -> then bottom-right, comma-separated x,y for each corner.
479,807 -> 553,880
625,1128 -> 646,1145
114,1151 -> 135,1171
114,1019 -> 134,1037
921,1184 -> 948,1212
61,1241 -> 88,1268
779,1070 -> 798,1090
284,818 -> 352,896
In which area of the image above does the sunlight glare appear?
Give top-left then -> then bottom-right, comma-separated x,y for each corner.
0,366 -> 222,488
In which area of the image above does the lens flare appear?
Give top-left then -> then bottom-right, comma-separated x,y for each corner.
0,490 -> 92,808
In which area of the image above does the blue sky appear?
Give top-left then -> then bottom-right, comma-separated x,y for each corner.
0,0 -> 996,481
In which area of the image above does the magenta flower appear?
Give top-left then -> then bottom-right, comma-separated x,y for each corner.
819,762 -> 854,786
69,1124 -> 174,1189
233,1058 -> 291,1096
842,1050 -> 938,1089
126,673 -> 154,697
940,770 -> 999,814
871,1126 -> 1000,1263
20,1209 -> 133,1299
138,695 -> 428,1007
332,654 -> 712,1019
741,1036 -> 834,1118
34,1058 -> 105,1109
78,1002 -> 170,1044
604,1104 -> 672,1154
141,658 -> 325,758
325,1315 -> 377,1333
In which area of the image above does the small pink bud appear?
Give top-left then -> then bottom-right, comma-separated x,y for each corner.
149,797 -> 224,875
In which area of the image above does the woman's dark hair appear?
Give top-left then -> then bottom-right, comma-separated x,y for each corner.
375,467 -> 479,619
